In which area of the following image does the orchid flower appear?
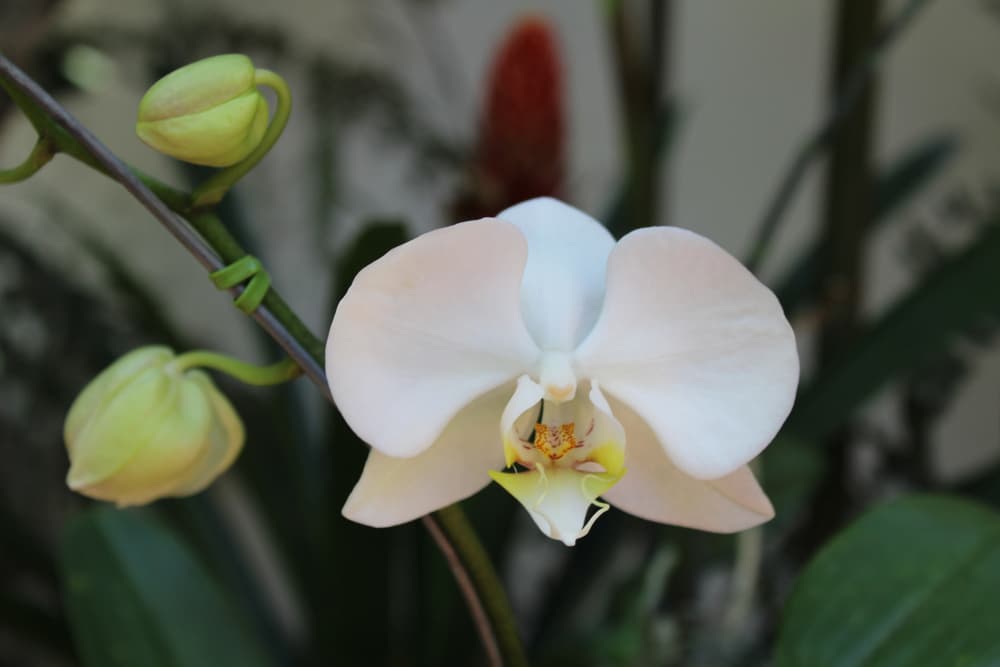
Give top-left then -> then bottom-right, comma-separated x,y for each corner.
326,198 -> 799,546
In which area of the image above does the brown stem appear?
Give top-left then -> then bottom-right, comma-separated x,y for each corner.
798,0 -> 883,558
819,0 -> 882,358
608,0 -> 671,235
422,515 -> 503,667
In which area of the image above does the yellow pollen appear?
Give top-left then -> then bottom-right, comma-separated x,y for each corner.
533,422 -> 581,461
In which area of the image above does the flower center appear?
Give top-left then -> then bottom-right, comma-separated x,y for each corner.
532,421 -> 584,462
505,388 -> 618,475
492,376 -> 628,546
507,399 -> 590,470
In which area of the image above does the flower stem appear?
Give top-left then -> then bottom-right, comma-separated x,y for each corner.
190,69 -> 292,209
721,523 -> 763,640
0,52 -> 527,666
186,211 -> 326,364
721,456 -> 765,658
606,0 -> 672,237
743,0 -> 931,274
0,136 -> 54,183
0,53 -> 327,403
169,351 -> 302,385
425,506 -> 527,667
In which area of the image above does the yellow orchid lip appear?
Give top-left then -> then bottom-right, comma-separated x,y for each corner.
490,465 -> 623,546
493,375 -> 628,545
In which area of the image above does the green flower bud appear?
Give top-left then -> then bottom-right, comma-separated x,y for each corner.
64,346 -> 245,507
136,54 -> 269,167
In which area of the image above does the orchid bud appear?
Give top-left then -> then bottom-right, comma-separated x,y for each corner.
136,54 -> 269,167
64,346 -> 244,507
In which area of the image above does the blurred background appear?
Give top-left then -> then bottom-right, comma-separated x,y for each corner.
2,0 -> 999,665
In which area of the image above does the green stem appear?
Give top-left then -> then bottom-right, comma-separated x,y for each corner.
0,52 -> 327,391
0,53 -> 527,666
186,211 -> 325,363
169,351 -> 301,385
190,69 -> 292,208
0,135 -> 54,183
426,506 -> 527,667
721,462 -> 764,644
133,167 -> 190,210
0,74 -> 102,172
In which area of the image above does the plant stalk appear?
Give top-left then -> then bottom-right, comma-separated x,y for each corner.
744,0 -> 931,274
0,51 -> 526,666
0,135 -> 53,183
607,0 -> 671,236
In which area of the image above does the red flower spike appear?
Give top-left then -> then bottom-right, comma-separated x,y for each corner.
453,16 -> 566,220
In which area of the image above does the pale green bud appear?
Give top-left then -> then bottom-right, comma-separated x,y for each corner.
64,346 -> 245,507
136,54 -> 269,167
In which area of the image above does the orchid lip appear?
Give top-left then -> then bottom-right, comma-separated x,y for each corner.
493,376 -> 628,544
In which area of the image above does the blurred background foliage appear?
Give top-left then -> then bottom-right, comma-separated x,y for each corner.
2,0 -> 1000,665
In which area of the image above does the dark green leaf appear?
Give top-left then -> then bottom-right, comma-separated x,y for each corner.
776,494 -> 1000,666
959,461 -> 1000,509
785,221 -> 1000,442
60,508 -> 272,667
761,436 -> 825,530
775,134 -> 958,314
333,219 -> 409,299
308,220 -> 408,665
874,134 -> 959,222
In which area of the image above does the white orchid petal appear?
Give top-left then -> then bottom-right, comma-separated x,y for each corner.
602,395 -> 774,532
576,227 -> 799,479
343,385 -> 510,527
500,375 -> 545,467
326,220 -> 540,458
490,466 -> 618,547
584,381 -> 626,476
497,197 -> 616,351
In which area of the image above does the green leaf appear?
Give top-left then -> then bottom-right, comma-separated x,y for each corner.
60,508 -> 273,667
761,436 -> 825,529
776,495 -> 1000,667
775,134 -> 958,314
961,462 -> 1000,509
311,219 -> 408,665
785,220 -> 1000,442
334,220 -> 409,299
874,134 -> 959,222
